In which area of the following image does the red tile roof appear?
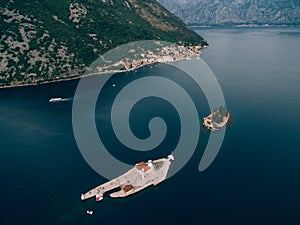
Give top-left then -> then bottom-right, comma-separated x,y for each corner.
122,185 -> 134,193
135,162 -> 151,172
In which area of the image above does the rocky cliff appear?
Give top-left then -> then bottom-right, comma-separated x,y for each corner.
158,0 -> 300,26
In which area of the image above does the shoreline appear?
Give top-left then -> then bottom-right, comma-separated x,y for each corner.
190,24 -> 300,29
0,45 -> 202,90
0,62 -> 160,90
0,74 -> 83,90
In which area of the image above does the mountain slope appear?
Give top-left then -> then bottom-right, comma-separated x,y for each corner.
158,0 -> 300,26
0,0 -> 207,87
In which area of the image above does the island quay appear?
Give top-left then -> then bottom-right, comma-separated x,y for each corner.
81,154 -> 174,202
203,106 -> 230,131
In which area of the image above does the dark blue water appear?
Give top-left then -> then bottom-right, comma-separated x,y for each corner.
0,27 -> 300,225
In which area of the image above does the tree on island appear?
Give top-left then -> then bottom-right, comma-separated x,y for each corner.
212,105 -> 227,124
219,105 -> 227,117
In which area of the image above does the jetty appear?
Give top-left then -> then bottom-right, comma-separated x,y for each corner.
81,154 -> 174,202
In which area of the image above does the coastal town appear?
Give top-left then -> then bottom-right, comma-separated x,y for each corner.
122,45 -> 202,71
87,43 -> 203,75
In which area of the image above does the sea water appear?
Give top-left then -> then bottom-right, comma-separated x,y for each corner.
0,27 -> 299,225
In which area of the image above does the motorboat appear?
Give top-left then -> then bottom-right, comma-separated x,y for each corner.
49,97 -> 63,103
86,210 -> 94,215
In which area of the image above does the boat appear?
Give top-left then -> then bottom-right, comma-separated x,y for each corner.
49,97 -> 63,103
95,195 -> 103,201
81,154 -> 174,202
203,105 -> 230,131
86,210 -> 94,215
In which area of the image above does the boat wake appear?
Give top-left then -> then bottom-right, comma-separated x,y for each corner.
61,97 -> 73,102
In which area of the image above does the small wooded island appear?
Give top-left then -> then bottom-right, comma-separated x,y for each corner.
203,106 -> 230,131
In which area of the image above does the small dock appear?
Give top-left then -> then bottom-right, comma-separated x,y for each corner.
81,154 -> 174,201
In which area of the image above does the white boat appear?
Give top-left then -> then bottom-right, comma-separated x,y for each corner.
49,97 -> 63,103
86,210 -> 94,215
95,195 -> 103,201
